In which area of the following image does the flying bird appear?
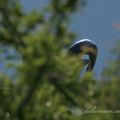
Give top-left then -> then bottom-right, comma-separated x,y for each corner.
68,39 -> 97,71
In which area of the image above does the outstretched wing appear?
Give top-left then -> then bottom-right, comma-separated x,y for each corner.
68,39 -> 97,71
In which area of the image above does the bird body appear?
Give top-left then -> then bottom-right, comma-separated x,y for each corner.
68,39 -> 97,71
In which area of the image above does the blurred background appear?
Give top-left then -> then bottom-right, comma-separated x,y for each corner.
21,0 -> 120,76
0,0 -> 120,119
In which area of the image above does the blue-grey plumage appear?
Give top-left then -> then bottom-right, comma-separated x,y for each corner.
68,39 -> 97,71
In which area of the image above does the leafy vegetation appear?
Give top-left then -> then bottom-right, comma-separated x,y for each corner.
0,0 -> 119,119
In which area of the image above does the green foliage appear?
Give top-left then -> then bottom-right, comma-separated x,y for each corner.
0,0 -> 119,120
